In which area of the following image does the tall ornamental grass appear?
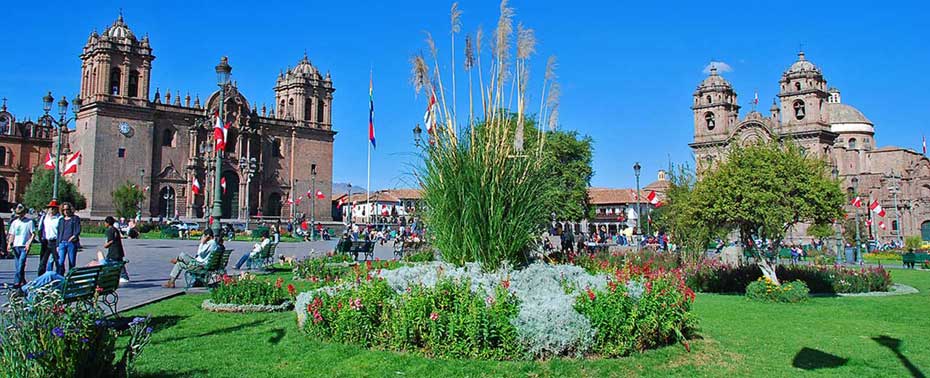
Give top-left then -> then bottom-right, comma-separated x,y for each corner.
412,1 -> 557,268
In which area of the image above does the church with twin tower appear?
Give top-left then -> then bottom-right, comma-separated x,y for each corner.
690,51 -> 930,243
69,14 -> 335,222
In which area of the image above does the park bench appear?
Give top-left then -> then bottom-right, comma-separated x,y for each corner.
184,247 -> 233,288
59,262 -> 125,316
336,240 -> 375,261
393,240 -> 423,258
251,242 -> 278,269
902,252 -> 929,269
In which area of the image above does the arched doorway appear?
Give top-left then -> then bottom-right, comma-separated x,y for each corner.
266,193 -> 282,217
159,186 -> 176,218
0,178 -> 9,213
221,171 -> 240,219
922,221 -> 930,242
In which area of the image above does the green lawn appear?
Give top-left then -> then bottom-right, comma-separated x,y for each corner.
123,269 -> 930,377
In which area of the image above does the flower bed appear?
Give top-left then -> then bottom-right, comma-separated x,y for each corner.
684,263 -> 892,294
209,274 -> 296,307
292,254 -> 401,284
295,261 -> 696,360
0,288 -> 152,377
201,299 -> 293,313
745,278 -> 809,303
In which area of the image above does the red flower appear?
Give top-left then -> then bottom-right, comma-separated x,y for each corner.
607,281 -> 618,292
586,288 -> 596,301
275,277 -> 284,289
501,279 -> 510,289
429,312 -> 439,321
95,286 -> 104,294
287,284 -> 296,296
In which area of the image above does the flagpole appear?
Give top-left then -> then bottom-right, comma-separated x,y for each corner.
367,140 -> 371,225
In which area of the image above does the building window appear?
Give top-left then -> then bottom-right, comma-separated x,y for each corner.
118,148 -> 126,158
793,100 -> 806,120
128,70 -> 140,98
704,112 -> 716,130
892,220 -> 899,231
162,128 -> 175,147
705,95 -> 712,104
846,187 -> 855,200
794,82 -> 801,91
109,68 -> 121,95
848,138 -> 857,149
272,138 -> 282,157
0,146 -> 6,166
304,99 -> 313,121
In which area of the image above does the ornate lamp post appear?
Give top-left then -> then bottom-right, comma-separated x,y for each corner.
346,183 -> 353,225
139,169 -> 145,220
852,176 -> 861,264
238,156 -> 257,228
41,92 -> 81,201
413,123 -> 422,147
633,162 -> 642,239
832,166 -> 844,263
310,163 -> 317,240
211,57 -> 232,237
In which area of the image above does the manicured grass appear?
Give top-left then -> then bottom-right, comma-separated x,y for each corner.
122,270 -> 930,377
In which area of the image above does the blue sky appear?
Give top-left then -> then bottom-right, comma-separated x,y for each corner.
1,0 -> 927,190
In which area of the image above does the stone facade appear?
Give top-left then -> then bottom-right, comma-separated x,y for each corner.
0,100 -> 54,212
69,15 -> 335,222
690,51 -> 930,243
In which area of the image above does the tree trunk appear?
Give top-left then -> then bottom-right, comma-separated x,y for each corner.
758,258 -> 780,285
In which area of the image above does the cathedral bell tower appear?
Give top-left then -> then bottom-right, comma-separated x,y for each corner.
776,51 -> 829,130
273,53 -> 335,129
691,66 -> 740,144
79,14 -> 155,106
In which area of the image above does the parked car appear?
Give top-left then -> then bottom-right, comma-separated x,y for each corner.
228,222 -> 248,233
168,221 -> 201,232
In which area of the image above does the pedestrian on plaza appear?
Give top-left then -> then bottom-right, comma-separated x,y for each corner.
36,200 -> 62,276
102,216 -> 130,282
6,204 -> 34,287
163,228 -> 218,288
0,214 -> 7,259
55,202 -> 82,275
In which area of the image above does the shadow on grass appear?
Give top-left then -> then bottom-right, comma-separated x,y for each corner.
873,335 -> 926,378
134,368 -> 209,378
268,327 -> 286,345
792,347 -> 848,370
156,319 -> 269,345
148,315 -> 189,333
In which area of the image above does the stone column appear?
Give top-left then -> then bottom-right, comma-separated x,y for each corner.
120,58 -> 130,98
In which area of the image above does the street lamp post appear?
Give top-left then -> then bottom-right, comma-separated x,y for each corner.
310,164 -> 317,240
413,123 -> 422,147
887,172 -> 904,247
238,157 -> 257,229
832,166 -> 844,263
211,57 -> 232,237
852,176 -> 861,264
139,169 -> 145,220
633,162 -> 642,242
346,183 -> 353,225
41,92 -> 81,201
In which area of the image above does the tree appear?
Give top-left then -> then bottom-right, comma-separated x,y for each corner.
651,163 -> 715,262
841,217 -> 867,247
539,130 -> 594,221
806,223 -> 836,244
689,143 -> 844,284
22,169 -> 87,211
112,182 -> 145,219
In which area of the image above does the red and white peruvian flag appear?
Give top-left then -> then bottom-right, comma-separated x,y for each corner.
213,112 -> 228,152
220,177 -> 227,194
43,152 -> 55,170
423,92 -> 438,133
851,196 -> 862,208
285,197 -> 294,205
865,219 -> 872,227
315,190 -> 325,199
336,197 -> 348,208
879,221 -> 887,230
61,151 -> 81,175
646,190 -> 663,208
191,177 -> 201,195
869,200 -> 886,217
296,197 -> 302,205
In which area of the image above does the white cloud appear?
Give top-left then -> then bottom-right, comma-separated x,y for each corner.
702,61 -> 733,74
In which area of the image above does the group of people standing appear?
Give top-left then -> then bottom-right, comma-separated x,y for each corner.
4,200 -> 85,288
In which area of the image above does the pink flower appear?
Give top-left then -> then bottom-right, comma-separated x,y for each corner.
349,298 -> 363,311
429,312 -> 439,321
485,296 -> 495,306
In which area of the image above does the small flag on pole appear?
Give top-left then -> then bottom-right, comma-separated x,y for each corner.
43,152 -> 55,170
646,191 -> 663,208
368,73 -> 376,148
879,221 -> 887,230
220,177 -> 227,194
213,112 -> 228,152
316,190 -> 325,200
923,135 -> 927,155
851,196 -> 862,208
192,177 -> 201,195
424,92 -> 437,134
61,151 -> 81,175
869,200 -> 886,217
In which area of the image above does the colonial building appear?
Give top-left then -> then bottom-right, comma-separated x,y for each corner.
69,15 -> 335,221
0,100 -> 54,212
555,171 -> 668,235
333,188 -> 423,225
690,51 -> 930,242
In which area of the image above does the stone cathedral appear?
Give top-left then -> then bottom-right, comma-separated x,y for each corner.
690,51 -> 930,243
69,15 -> 335,221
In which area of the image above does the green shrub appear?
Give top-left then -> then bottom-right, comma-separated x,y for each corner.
82,224 -> 108,234
137,222 -> 156,233
160,226 -> 179,239
0,289 -> 152,377
210,275 -> 295,306
304,278 -> 396,347
905,235 -> 923,251
402,248 -> 435,263
745,278 -> 809,303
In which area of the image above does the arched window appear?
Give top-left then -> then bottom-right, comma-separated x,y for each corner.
848,138 -> 857,149
706,95 -> 712,104
304,99 -> 313,121
318,100 -> 326,125
272,138 -> 282,157
278,99 -> 285,117
128,70 -> 140,98
892,220 -> 898,231
0,178 -> 9,212
793,100 -> 806,120
794,82 -> 801,91
109,68 -> 121,95
704,112 -> 715,130
162,128 -> 175,147
267,192 -> 282,216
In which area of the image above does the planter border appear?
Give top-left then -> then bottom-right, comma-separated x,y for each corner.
202,299 -> 293,313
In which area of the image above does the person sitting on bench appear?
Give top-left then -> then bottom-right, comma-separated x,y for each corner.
18,249 -> 124,300
163,229 -> 217,288
234,230 -> 271,270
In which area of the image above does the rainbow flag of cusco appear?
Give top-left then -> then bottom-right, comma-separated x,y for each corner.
368,74 -> 376,149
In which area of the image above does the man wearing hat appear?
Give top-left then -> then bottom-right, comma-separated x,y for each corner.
6,204 -> 34,287
36,200 -> 62,276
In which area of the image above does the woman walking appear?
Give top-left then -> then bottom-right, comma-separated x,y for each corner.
56,202 -> 82,275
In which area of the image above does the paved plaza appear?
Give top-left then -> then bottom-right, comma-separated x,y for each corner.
0,237 -> 399,312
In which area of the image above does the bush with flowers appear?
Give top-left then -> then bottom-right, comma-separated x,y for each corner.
292,254 -> 401,285
745,278 -> 809,303
0,287 -> 152,378
207,274 -> 296,310
573,262 -> 697,357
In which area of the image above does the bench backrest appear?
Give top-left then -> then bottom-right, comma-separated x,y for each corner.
349,241 -> 374,252
60,265 -> 104,301
97,262 -> 125,295
202,246 -> 227,270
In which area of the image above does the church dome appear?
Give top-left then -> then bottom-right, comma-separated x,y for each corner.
699,66 -> 732,89
826,102 -> 873,134
103,14 -> 136,41
291,54 -> 317,77
786,51 -> 820,75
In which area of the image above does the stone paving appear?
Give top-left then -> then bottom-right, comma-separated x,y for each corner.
0,237 -> 400,312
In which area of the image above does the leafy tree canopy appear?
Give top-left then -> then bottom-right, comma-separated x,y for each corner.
112,182 -> 145,219
22,169 -> 87,211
